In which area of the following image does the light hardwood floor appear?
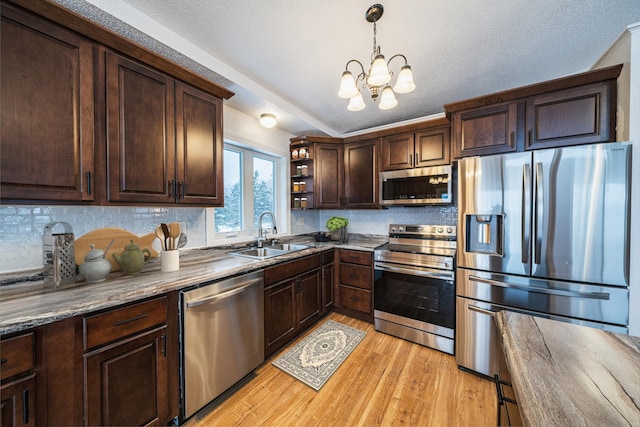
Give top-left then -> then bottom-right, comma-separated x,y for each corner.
186,312 -> 497,427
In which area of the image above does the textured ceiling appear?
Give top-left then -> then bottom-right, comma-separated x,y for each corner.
83,0 -> 640,137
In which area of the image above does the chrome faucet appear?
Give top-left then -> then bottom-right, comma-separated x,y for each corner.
257,211 -> 277,247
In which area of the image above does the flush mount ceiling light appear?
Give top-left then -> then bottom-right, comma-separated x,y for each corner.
338,4 -> 416,111
259,113 -> 277,128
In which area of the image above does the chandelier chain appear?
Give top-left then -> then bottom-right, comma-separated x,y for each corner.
372,21 -> 378,60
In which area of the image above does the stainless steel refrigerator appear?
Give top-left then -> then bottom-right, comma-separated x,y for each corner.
456,142 -> 632,377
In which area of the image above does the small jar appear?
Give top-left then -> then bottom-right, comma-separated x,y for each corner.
296,165 -> 302,176
293,182 -> 300,192
294,198 -> 301,208
299,181 -> 306,192
305,148 -> 311,158
298,147 -> 306,158
301,197 -> 308,208
291,149 -> 298,159
301,165 -> 308,176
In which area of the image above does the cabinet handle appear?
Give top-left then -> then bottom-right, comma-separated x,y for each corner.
86,171 -> 92,196
509,131 -> 515,148
528,129 -> 533,147
414,153 -> 418,166
22,388 -> 29,424
168,180 -> 175,198
161,334 -> 167,357
114,313 -> 148,326
408,153 -> 413,166
178,181 -> 185,199
0,358 -> 6,364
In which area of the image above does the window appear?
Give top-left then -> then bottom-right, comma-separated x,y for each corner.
214,143 -> 280,238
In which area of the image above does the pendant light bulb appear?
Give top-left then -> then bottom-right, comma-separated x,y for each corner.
393,65 -> 416,94
338,71 -> 359,98
367,54 -> 391,87
347,91 -> 366,111
378,86 -> 398,110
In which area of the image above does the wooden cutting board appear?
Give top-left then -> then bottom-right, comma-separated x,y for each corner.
75,228 -> 159,272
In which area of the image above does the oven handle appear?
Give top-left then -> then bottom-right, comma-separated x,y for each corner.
375,262 -> 454,281
469,275 -> 610,300
467,304 -> 498,317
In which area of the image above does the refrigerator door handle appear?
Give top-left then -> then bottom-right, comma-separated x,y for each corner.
534,162 -> 544,264
468,275 -> 610,300
522,163 -> 531,264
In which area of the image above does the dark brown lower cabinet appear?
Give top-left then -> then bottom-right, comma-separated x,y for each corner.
334,249 -> 373,321
264,255 -> 323,357
84,326 -> 168,426
0,374 -> 36,427
322,250 -> 335,312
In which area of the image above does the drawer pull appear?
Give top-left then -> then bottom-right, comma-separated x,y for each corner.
114,313 -> 148,326
0,358 -> 6,364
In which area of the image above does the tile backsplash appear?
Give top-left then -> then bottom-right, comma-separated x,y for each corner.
0,206 -> 207,273
1,204 -> 457,274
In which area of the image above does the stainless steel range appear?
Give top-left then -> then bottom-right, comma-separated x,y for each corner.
374,224 -> 456,354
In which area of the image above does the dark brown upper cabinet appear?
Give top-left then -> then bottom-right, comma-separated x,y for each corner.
314,143 -> 344,209
1,4 -> 95,203
446,64 -> 621,159
343,139 -> 378,208
380,127 -> 450,171
105,51 -> 224,206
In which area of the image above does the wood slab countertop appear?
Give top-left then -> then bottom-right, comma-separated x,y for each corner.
496,311 -> 640,426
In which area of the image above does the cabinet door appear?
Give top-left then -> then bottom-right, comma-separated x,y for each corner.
175,82 -> 224,206
452,102 -> 518,158
322,262 -> 334,312
380,133 -> 414,171
84,326 -> 169,426
106,51 -> 176,203
415,127 -> 451,167
1,5 -> 94,202
296,269 -> 322,331
264,280 -> 297,357
314,143 -> 343,208
0,374 -> 36,427
344,139 -> 378,208
525,81 -> 615,150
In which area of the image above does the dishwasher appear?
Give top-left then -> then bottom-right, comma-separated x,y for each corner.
179,270 -> 264,421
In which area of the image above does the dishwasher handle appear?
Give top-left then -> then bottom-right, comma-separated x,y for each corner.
186,277 -> 262,308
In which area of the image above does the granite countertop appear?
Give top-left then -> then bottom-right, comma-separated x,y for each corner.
0,234 -> 387,336
496,311 -> 640,426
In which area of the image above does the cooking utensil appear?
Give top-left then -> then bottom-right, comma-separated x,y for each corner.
177,232 -> 187,249
161,223 -> 170,250
168,222 -> 181,250
155,226 -> 166,251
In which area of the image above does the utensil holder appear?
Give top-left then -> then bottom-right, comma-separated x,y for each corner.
161,250 -> 179,272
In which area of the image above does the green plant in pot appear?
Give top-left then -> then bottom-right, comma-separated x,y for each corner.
326,216 -> 349,243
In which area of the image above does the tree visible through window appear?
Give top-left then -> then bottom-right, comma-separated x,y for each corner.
215,144 -> 278,236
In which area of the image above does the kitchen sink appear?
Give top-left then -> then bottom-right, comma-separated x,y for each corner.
269,243 -> 309,252
228,243 -> 310,259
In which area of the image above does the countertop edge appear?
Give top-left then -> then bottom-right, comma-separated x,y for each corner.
0,236 -> 386,336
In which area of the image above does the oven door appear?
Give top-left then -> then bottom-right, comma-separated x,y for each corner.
374,262 -> 455,338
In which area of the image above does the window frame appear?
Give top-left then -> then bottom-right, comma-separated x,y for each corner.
213,141 -> 285,241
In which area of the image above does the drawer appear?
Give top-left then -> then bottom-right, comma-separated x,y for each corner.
0,332 -> 35,381
340,263 -> 371,289
83,296 -> 167,351
339,286 -> 371,314
265,254 -> 322,285
339,249 -> 371,266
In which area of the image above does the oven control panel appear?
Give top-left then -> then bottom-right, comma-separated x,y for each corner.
388,224 -> 456,238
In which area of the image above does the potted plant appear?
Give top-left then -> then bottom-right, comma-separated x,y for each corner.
326,216 -> 349,243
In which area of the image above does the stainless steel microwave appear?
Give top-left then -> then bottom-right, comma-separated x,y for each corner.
379,165 -> 453,206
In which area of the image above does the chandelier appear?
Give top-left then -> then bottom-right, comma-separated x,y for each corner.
338,4 -> 416,111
